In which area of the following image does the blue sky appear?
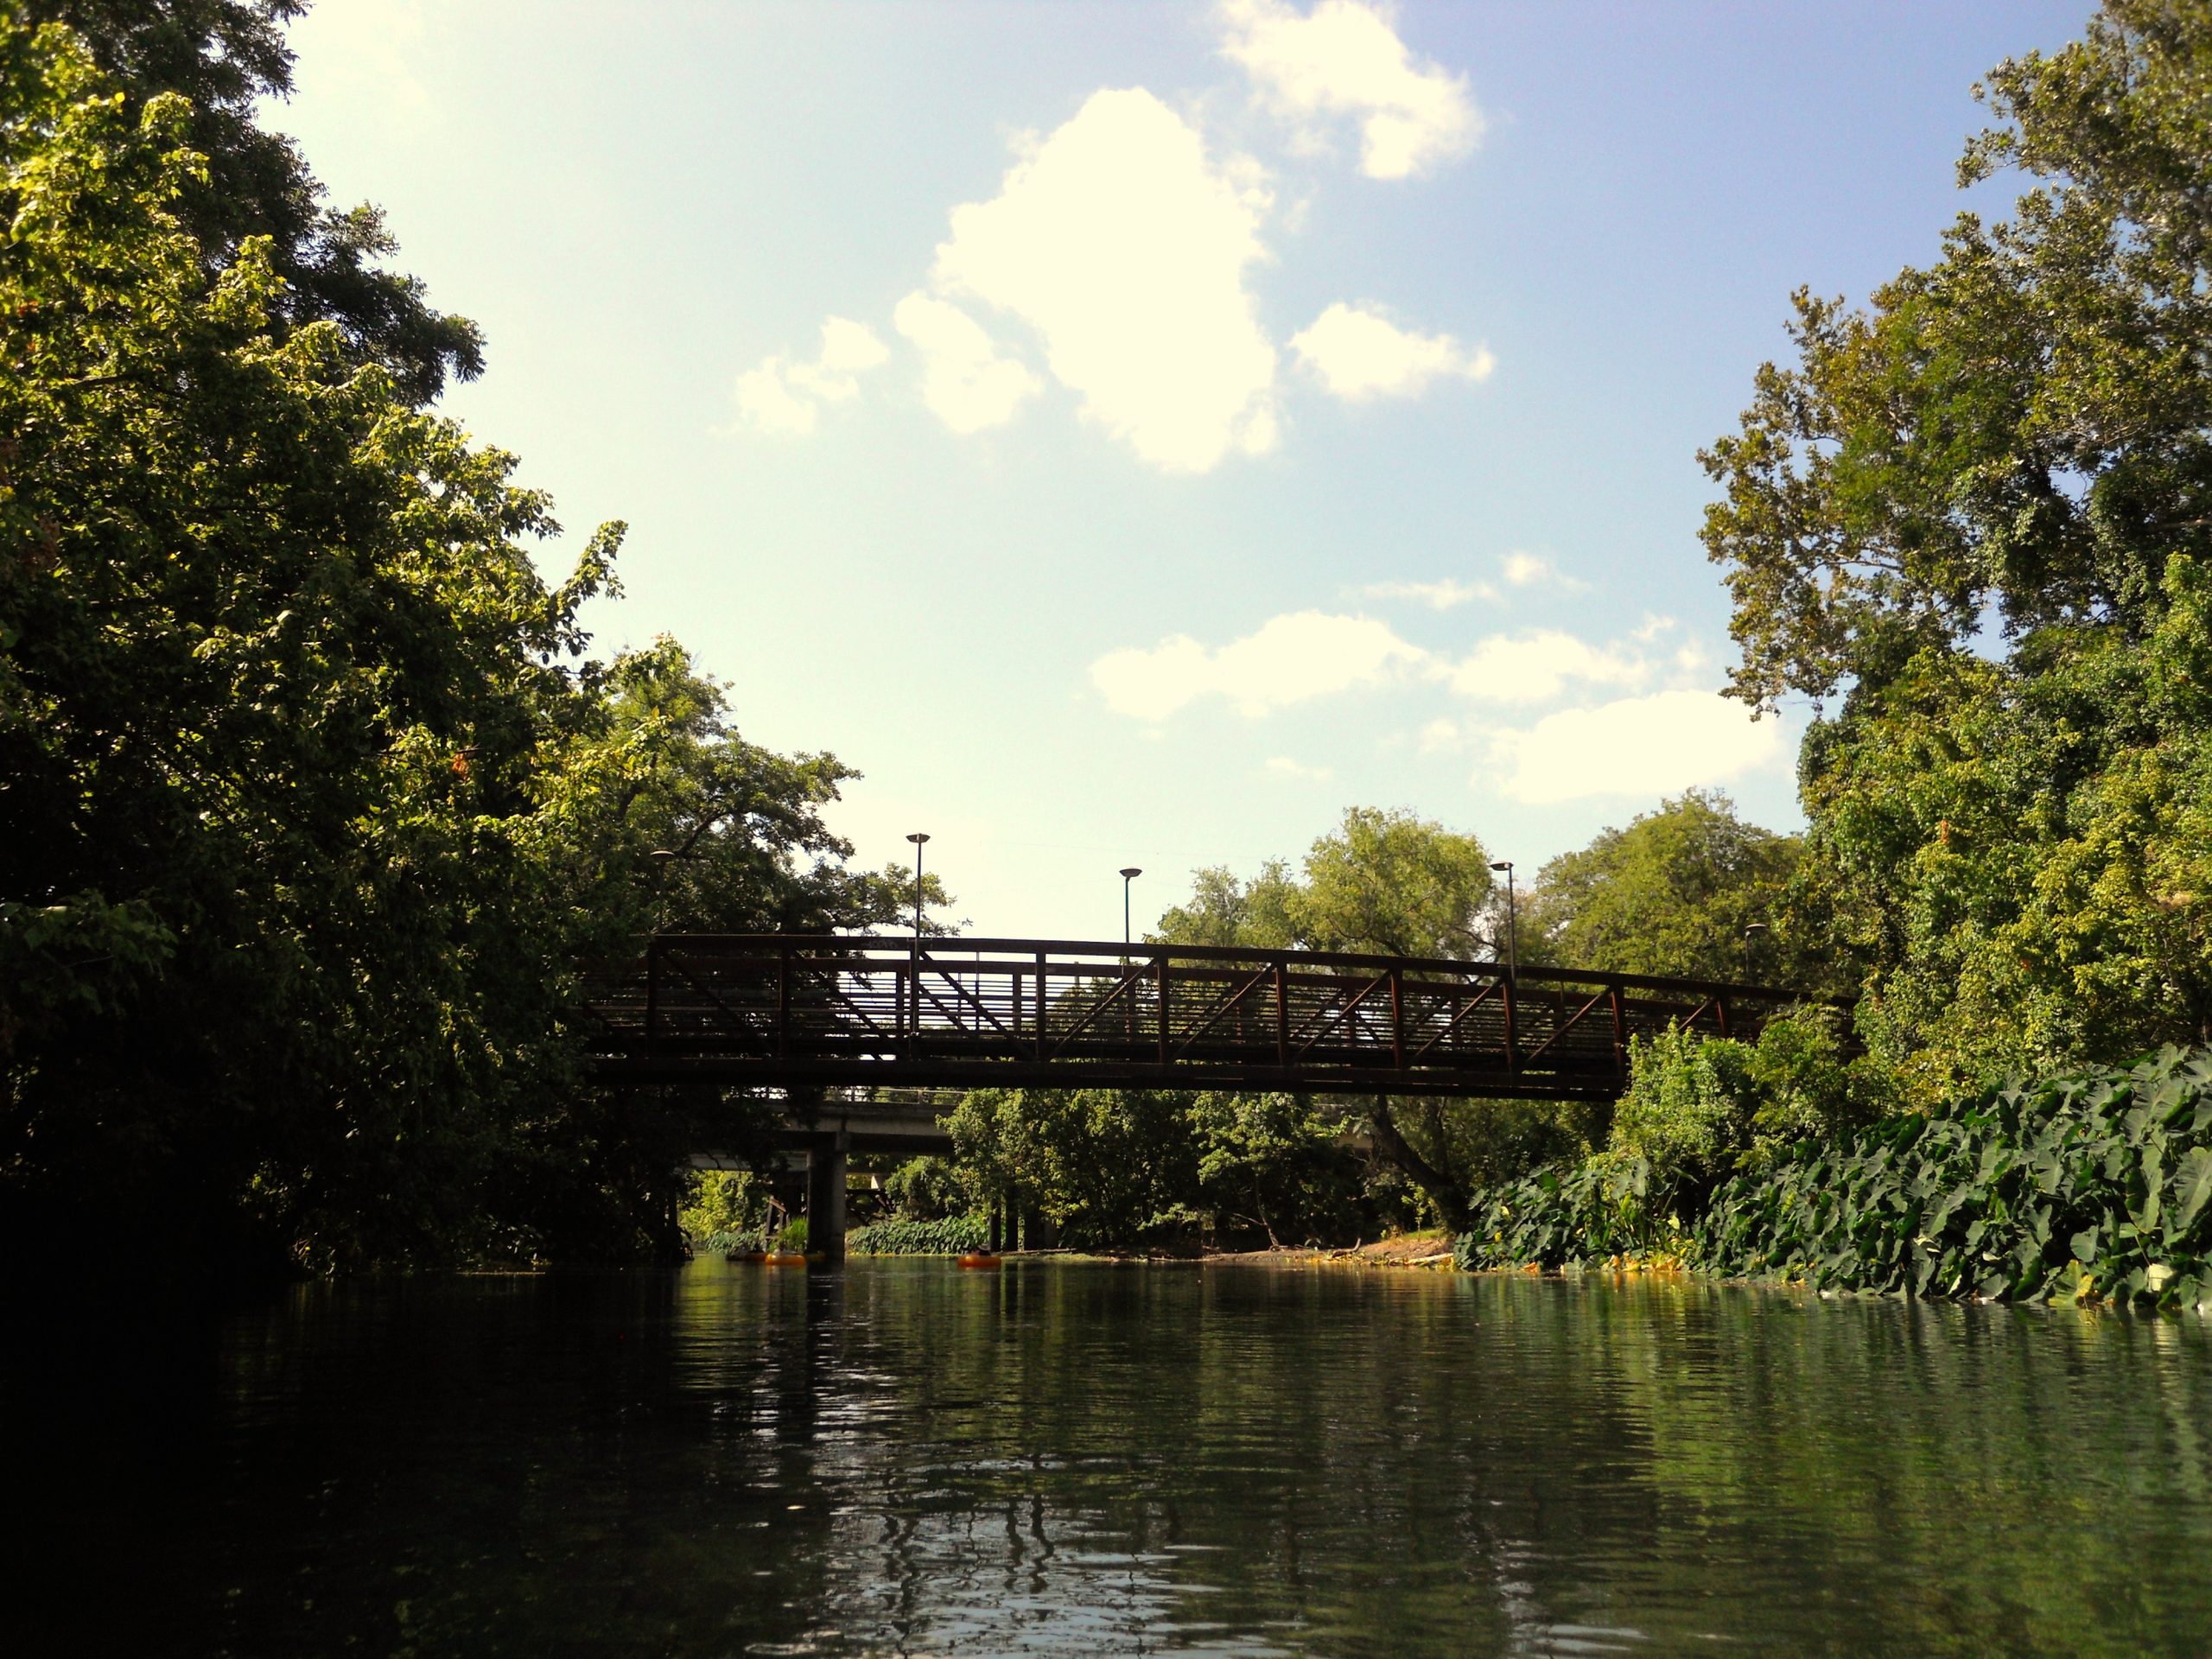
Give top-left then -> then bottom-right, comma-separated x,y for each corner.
273,1 -> 2091,939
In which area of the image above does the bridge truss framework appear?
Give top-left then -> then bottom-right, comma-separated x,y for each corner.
588,934 -> 1816,1103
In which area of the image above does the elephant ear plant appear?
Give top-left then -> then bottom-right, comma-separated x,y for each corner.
1694,1046 -> 2212,1310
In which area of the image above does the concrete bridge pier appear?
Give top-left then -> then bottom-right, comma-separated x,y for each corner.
807,1135 -> 848,1262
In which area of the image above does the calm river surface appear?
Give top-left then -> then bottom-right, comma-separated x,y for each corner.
12,1258 -> 2212,1656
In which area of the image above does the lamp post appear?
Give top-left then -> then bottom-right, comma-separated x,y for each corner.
1744,921 -> 1769,976
905,832 -> 930,1042
905,833 -> 931,938
1118,867 -> 1142,946
1489,859 -> 1516,981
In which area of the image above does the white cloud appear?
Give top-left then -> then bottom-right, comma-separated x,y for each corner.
1265,756 -> 1335,782
893,292 -> 1043,434
925,88 -> 1278,473
1091,610 -> 1424,720
1361,575 -> 1500,609
1500,550 -> 1587,590
1631,613 -> 1679,643
1486,690 -> 1785,804
1221,0 -> 1482,181
1443,629 -> 1648,703
733,315 -> 890,435
1292,302 -> 1494,402
1417,716 -> 1461,754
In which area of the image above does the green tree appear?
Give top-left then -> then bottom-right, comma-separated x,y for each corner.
1525,789 -> 1814,986
1154,807 -> 1510,1232
26,0 -> 482,401
1700,1 -> 2212,1100
0,22 -> 898,1271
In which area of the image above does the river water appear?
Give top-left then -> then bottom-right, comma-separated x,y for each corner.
11,1257 -> 2212,1656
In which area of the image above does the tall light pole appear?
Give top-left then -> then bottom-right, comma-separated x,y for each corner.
1489,859 -> 1516,981
1119,867 -> 1142,946
906,833 -> 930,940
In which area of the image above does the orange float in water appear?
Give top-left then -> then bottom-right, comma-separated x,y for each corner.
956,1253 -> 1003,1270
765,1251 -> 810,1267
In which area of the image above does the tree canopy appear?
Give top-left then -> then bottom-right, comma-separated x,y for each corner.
1524,790 -> 1811,985
1700,0 -> 2212,1101
0,19 -> 914,1271
1156,806 -> 1492,960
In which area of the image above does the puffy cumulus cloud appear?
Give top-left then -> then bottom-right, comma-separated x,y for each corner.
1292,302 -> 1494,402
927,88 -> 1279,474
1485,690 -> 1785,805
732,315 -> 890,435
1090,610 -> 1424,720
1220,0 -> 1481,180
893,292 -> 1042,434
1361,575 -> 1499,609
1443,629 -> 1648,704
1265,755 -> 1335,782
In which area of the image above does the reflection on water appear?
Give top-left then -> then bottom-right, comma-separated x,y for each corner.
9,1259 -> 2212,1656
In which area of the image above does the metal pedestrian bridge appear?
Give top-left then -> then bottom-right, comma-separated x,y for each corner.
588,933 -> 1812,1103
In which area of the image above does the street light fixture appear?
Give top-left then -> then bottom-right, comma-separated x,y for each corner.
906,833 -> 930,940
1119,867 -> 1142,946
1489,860 -> 1517,982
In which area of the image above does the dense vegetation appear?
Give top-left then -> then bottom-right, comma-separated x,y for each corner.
0,12 -> 932,1275
1449,2 -> 2212,1306
15,2 -> 2212,1295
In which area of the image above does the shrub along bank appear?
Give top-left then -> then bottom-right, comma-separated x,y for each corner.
1456,1045 -> 2212,1312
846,1217 -> 988,1256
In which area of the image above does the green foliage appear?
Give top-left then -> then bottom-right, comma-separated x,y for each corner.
772,1216 -> 809,1254
948,1087 -> 1202,1249
25,0 -> 483,401
1700,2 -> 2212,1096
1155,806 -> 1491,959
1525,790 -> 1816,986
1452,1154 -> 1679,1271
846,1215 -> 989,1255
881,1156 -> 968,1221
0,21 -> 896,1272
1695,1046 -> 2212,1309
679,1171 -> 765,1243
1188,1090 -> 1361,1245
702,1229 -> 766,1256
1612,1027 -> 1762,1209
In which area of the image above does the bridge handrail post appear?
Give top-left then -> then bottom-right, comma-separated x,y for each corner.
1157,950 -> 1171,1068
1610,981 -> 1626,1079
777,942 -> 791,1059
1390,967 -> 1405,1071
1034,950 -> 1048,1061
1274,955 -> 1290,1067
1501,970 -> 1516,1075
646,937 -> 660,1053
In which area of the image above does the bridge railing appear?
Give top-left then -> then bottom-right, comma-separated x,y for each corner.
586,935 -> 1822,1101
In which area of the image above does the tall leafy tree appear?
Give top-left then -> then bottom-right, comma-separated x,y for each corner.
24,0 -> 482,402
0,21 -> 906,1270
1154,807 -> 1504,1230
1700,0 -> 2212,1100
1525,789 -> 1814,987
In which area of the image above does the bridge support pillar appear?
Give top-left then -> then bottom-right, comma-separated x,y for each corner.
807,1136 -> 848,1262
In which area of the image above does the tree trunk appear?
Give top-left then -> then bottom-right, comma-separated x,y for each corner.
1366,1096 -> 1470,1234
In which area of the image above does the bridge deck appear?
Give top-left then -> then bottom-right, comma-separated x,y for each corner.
588,935 -> 1814,1102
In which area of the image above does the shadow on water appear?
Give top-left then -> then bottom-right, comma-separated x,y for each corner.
7,1260 -> 2212,1656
